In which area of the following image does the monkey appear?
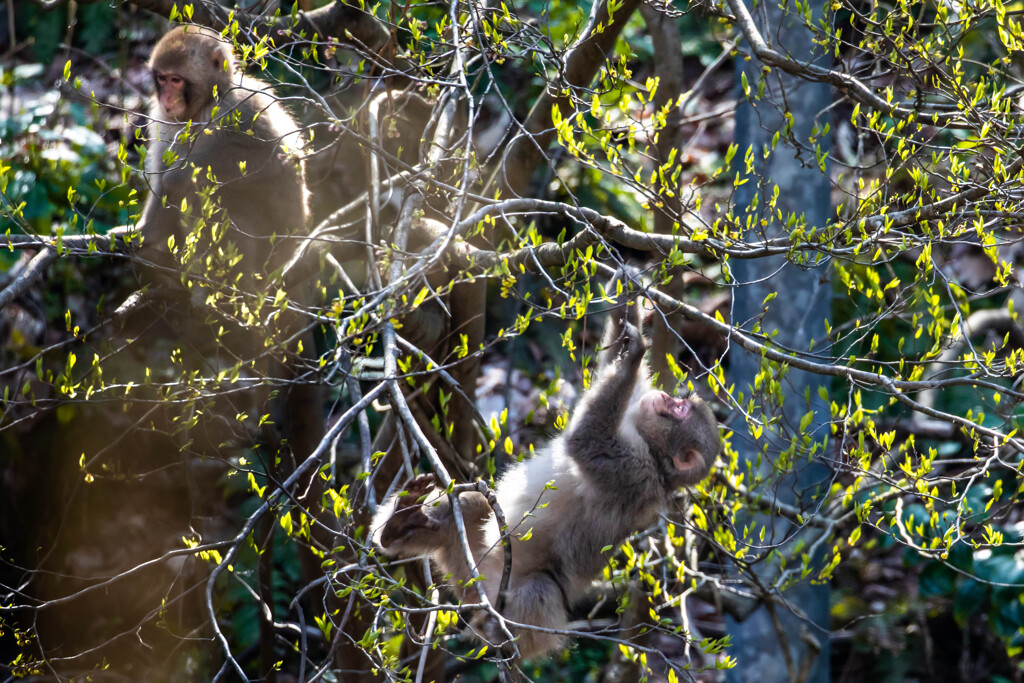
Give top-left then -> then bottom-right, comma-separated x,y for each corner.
139,25 -> 308,287
372,293 -> 722,660
137,28 -> 325,683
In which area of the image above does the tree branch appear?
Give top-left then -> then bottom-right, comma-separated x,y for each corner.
724,0 -> 967,126
493,0 -> 644,197
124,0 -> 391,52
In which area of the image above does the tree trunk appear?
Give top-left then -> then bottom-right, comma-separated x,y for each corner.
726,0 -> 833,680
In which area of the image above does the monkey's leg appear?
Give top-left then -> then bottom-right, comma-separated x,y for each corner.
376,475 -> 493,559
379,473 -> 442,549
475,572 -> 568,661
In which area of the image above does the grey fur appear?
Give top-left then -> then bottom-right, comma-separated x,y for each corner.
373,301 -> 722,659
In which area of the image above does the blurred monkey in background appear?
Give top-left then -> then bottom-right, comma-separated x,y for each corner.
140,25 -> 308,285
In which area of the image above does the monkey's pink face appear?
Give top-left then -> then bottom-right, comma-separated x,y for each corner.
154,71 -> 188,121
638,390 -> 719,483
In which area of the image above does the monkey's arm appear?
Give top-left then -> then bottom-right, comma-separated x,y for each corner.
162,130 -> 295,197
138,131 -> 274,223
138,127 -> 305,271
567,317 -> 646,447
597,276 -> 644,369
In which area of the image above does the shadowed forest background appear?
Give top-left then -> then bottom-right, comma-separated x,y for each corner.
1,0 -> 1024,681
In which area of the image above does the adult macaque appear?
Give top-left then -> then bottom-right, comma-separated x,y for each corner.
139,28 -> 322,683
373,294 -> 722,659
139,25 -> 307,283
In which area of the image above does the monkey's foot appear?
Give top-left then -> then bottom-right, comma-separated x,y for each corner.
397,473 -> 438,510
380,474 -> 439,548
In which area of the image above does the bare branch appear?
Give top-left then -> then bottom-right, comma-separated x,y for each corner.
492,0 -> 644,196
0,249 -> 58,310
125,0 -> 391,52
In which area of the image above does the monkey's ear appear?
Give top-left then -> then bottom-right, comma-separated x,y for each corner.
212,45 -> 234,75
671,448 -> 704,473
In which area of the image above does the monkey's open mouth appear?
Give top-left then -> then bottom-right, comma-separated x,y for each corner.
657,392 -> 692,420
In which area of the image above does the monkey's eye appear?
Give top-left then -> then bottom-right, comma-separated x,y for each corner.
156,73 -> 184,88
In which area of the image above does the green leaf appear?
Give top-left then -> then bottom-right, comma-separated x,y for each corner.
953,578 -> 987,626
918,562 -> 955,599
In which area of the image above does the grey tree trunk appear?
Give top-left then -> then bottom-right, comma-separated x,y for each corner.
726,0 -> 833,681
